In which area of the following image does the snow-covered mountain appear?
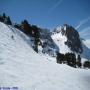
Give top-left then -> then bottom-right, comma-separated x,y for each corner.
51,25 -> 71,54
0,22 -> 90,90
51,24 -> 90,61
52,24 -> 83,54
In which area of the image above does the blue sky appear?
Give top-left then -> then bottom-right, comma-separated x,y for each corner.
0,0 -> 90,30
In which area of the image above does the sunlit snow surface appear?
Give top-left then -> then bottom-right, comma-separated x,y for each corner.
0,22 -> 90,90
51,31 -> 71,54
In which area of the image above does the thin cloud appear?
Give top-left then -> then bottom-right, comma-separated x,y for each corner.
48,0 -> 64,13
76,17 -> 90,30
79,27 -> 90,36
79,27 -> 90,39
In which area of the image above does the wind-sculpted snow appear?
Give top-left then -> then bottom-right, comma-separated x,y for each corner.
0,22 -> 90,90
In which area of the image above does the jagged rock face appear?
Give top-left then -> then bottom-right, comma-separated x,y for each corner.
63,25 -> 83,53
52,24 -> 83,54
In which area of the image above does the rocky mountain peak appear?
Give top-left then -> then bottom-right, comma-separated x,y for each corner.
64,25 -> 83,53
52,24 -> 83,54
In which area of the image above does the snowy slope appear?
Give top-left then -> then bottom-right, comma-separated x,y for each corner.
0,22 -> 90,90
51,31 -> 71,54
51,26 -> 72,54
83,39 -> 90,49
81,39 -> 90,60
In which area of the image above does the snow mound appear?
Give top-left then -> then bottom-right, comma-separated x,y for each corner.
0,22 -> 90,90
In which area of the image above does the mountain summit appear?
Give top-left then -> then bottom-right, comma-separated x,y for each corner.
52,24 -> 83,54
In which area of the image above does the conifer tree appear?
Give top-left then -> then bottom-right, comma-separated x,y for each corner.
77,55 -> 82,68
3,13 -> 6,18
7,16 -> 12,25
32,25 -> 40,53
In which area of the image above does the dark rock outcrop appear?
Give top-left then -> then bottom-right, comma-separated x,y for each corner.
63,24 -> 83,53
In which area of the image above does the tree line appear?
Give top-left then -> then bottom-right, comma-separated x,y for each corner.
20,20 -> 40,53
56,52 -> 90,69
0,13 -> 12,25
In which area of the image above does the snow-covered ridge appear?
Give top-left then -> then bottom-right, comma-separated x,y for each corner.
81,39 -> 90,60
83,39 -> 90,49
51,24 -> 82,54
52,24 -> 67,34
